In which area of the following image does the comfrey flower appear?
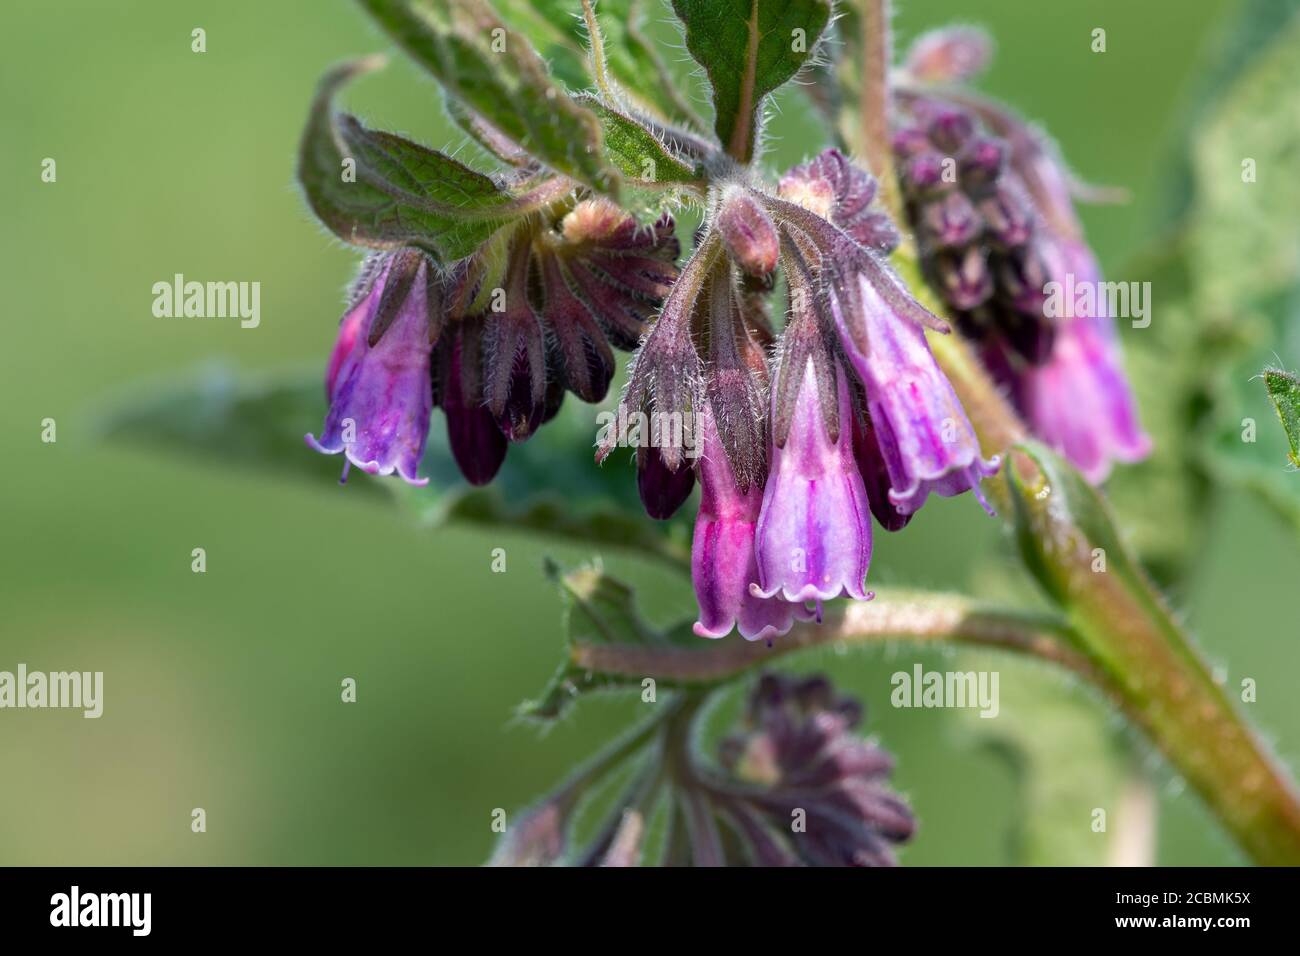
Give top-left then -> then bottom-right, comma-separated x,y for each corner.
490,673 -> 911,867
779,150 -> 998,519
693,404 -> 810,641
309,197 -> 679,487
603,149 -> 998,639
895,28 -> 1151,482
306,250 -> 434,485
708,673 -> 915,866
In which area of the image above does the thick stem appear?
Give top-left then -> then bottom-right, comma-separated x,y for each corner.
1006,448 -> 1300,866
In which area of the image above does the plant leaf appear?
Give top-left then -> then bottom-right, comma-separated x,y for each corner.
956,650 -> 1136,866
493,0 -> 704,124
670,0 -> 832,162
298,57 -> 515,261
356,0 -> 622,195
575,95 -> 702,186
96,365 -> 691,566
1265,366 -> 1300,468
1189,11 -> 1300,315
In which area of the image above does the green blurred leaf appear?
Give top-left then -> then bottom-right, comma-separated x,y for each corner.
357,0 -> 622,195
669,0 -> 832,162
1207,359 -> 1300,537
298,57 -> 515,261
1189,12 -> 1300,316
957,652 -> 1135,866
1265,366 -> 1300,468
97,366 -> 691,567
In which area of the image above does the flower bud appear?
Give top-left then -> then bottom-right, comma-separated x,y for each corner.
716,188 -> 780,277
920,191 -> 980,248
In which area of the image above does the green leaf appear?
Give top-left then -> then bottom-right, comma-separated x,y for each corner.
494,1 -> 705,124
1189,12 -> 1300,315
575,95 -> 702,185
1266,366 -> 1300,468
1207,359 -> 1300,537
298,57 -> 515,261
482,0 -> 593,92
957,653 -> 1136,866
670,0 -> 832,162
96,365 -> 691,566
356,0 -> 622,195
587,0 -> 705,123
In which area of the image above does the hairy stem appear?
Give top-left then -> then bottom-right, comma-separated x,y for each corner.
859,0 -> 903,224
572,589 -> 1100,685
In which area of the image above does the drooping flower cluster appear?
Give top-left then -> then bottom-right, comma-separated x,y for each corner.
709,672 -> 915,866
489,674 -> 913,867
895,28 -> 1151,483
307,196 -> 678,485
607,150 -> 997,641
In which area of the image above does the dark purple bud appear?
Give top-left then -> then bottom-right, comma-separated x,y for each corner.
441,328 -> 507,486
920,191 -> 980,248
934,246 -> 993,310
958,137 -> 1007,191
891,126 -> 932,158
899,151 -> 952,197
978,184 -> 1035,248
480,242 -> 546,441
926,108 -> 976,154
538,253 -> 616,402
637,444 -> 696,520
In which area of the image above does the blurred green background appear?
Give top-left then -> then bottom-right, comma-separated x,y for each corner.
2,0 -> 1294,866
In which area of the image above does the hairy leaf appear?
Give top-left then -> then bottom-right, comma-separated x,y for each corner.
670,0 -> 832,162
356,0 -> 622,195
575,95 -> 702,185
298,57 -> 514,260
1265,366 -> 1300,468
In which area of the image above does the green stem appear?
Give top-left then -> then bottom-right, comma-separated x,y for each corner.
893,250 -> 1300,864
860,0 -> 903,225
572,588 -> 1099,684
1006,447 -> 1300,866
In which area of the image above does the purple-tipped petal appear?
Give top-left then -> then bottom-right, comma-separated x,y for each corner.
692,408 -> 806,642
1019,239 -> 1151,483
307,254 -> 433,486
753,364 -> 873,603
834,271 -> 999,516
